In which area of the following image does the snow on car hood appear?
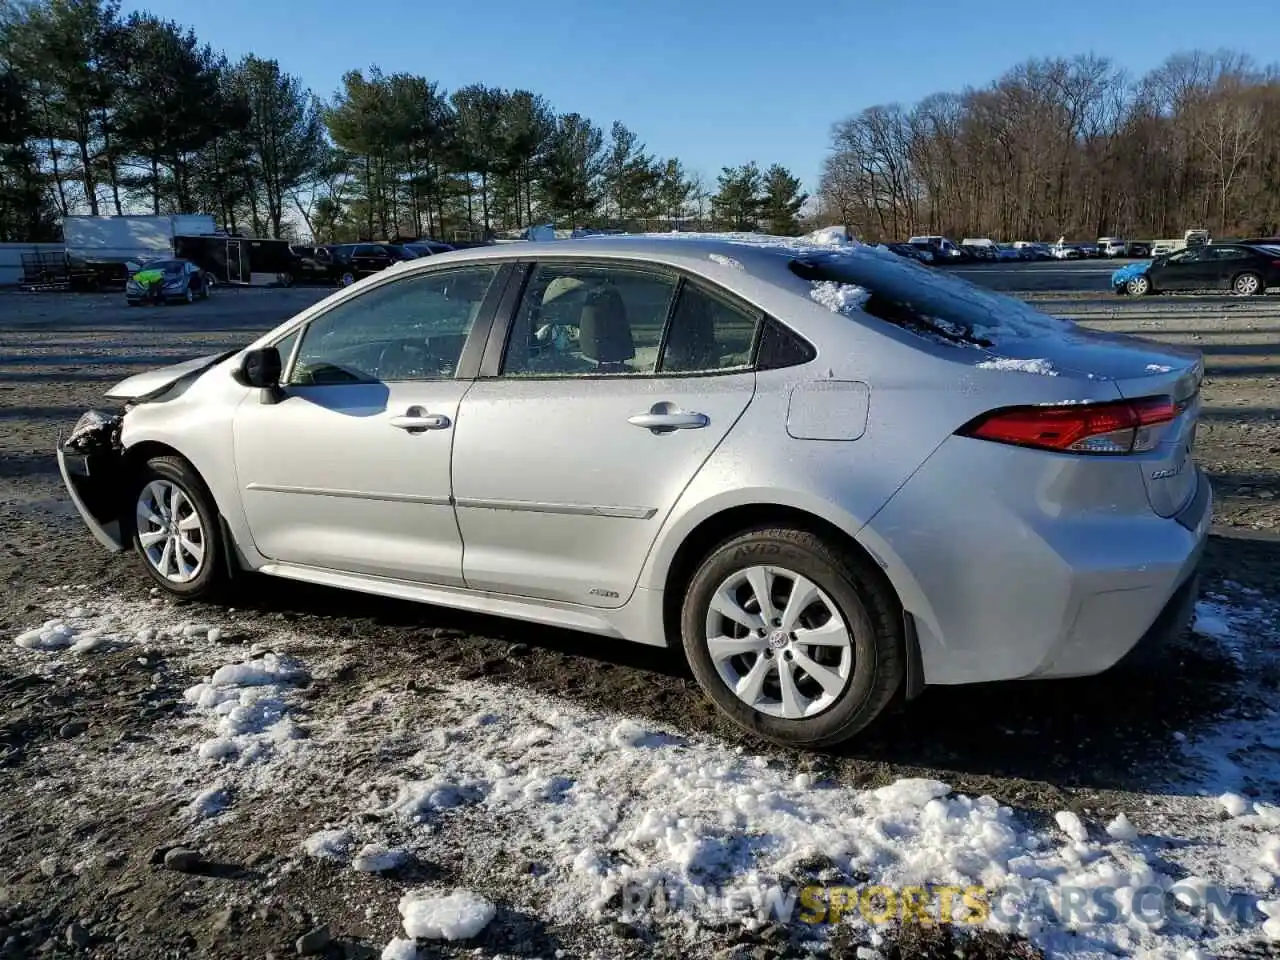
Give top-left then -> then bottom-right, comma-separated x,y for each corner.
104,352 -> 232,402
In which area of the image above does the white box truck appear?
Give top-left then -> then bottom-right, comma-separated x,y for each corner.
62,214 -> 218,288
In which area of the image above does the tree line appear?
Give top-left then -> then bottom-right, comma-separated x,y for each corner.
819,51 -> 1280,243
0,0 -> 808,243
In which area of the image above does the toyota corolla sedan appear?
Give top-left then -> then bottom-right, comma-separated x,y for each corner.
57,235 -> 1211,749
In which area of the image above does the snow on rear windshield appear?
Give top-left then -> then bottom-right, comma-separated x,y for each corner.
791,249 -> 1071,345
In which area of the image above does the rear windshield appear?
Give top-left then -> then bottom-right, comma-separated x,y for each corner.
790,250 -> 1069,346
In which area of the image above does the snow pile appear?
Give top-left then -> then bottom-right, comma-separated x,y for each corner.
302,828 -> 353,860
398,889 -> 495,941
380,939 -> 418,960
183,652 -> 307,764
976,357 -> 1058,376
809,279 -> 871,315
353,843 -> 408,873
189,784 -> 230,819
13,613 -> 125,654
15,620 -> 78,651
800,225 -> 855,246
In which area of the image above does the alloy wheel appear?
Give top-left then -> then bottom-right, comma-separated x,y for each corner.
135,480 -> 205,584
1235,274 -> 1260,295
1127,276 -> 1150,296
704,564 -> 854,719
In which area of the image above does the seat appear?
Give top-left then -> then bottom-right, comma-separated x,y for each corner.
578,287 -> 634,372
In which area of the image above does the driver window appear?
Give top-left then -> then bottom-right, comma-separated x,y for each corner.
288,266 -> 498,385
1168,249 -> 1203,264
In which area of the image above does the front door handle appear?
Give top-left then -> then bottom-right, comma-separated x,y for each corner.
389,408 -> 451,432
628,408 -> 709,433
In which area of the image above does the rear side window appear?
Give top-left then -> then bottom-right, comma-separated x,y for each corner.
658,282 -> 759,373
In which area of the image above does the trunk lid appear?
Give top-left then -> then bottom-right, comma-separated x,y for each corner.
988,329 -> 1204,517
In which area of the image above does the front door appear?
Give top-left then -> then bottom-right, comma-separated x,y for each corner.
452,261 -> 760,607
1154,247 -> 1214,290
232,263 -> 505,583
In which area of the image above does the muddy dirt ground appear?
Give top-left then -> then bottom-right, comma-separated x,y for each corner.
1,281 -> 1278,959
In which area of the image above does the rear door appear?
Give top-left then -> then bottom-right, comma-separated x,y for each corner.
451,260 -> 760,607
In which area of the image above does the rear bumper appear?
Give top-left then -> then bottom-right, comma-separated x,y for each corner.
859,437 -> 1213,686
57,443 -> 126,552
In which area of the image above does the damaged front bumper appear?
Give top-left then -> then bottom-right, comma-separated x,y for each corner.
57,411 -> 127,553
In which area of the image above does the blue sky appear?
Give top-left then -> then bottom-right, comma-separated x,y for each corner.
125,0 -> 1278,192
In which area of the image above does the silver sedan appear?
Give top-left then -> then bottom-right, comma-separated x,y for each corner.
57,235 -> 1211,748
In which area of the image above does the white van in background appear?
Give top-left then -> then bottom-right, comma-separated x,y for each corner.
908,235 -> 964,260
1097,237 -> 1127,257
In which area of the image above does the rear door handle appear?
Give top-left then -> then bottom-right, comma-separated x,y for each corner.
628,410 -> 709,432
389,411 -> 451,432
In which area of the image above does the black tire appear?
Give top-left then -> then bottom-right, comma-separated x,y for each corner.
1126,275 -> 1152,296
126,455 -> 227,600
1233,272 -> 1263,296
680,527 -> 905,749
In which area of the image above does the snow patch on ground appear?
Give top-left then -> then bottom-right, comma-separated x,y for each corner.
976,357 -> 1059,376
398,888 -> 495,941
302,828 -> 353,860
8,587 -> 1280,957
183,652 -> 306,764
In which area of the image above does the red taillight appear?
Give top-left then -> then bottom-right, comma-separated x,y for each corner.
958,396 -> 1178,454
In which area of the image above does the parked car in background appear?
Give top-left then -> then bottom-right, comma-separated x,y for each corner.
961,238 -> 998,260
1050,242 -> 1085,260
1113,243 -> 1280,296
288,245 -> 338,284
994,244 -> 1023,262
403,240 -> 457,258
885,242 -> 935,265
1098,237 -> 1127,258
125,258 -> 209,305
1012,241 -> 1052,261
1074,242 -> 1101,258
57,235 -> 1210,749
1126,241 -> 1152,258
327,243 -> 413,286
908,235 -> 967,262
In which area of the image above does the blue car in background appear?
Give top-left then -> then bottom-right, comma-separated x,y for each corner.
1112,260 -> 1154,295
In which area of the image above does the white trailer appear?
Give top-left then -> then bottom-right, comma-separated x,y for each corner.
63,214 -> 217,268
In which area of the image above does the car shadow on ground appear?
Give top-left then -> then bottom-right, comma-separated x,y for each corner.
206,532 -> 1277,801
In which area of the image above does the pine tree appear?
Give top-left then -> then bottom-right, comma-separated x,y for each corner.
760,163 -> 807,235
712,162 -> 763,230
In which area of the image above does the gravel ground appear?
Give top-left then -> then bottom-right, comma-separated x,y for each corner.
1,285 -> 1278,959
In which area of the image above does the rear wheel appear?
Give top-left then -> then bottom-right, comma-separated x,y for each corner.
1233,272 -> 1262,296
340,271 -> 356,287
1126,275 -> 1152,296
128,456 -> 226,600
680,528 -> 904,748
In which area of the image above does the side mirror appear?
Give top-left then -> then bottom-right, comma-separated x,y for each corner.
235,347 -> 284,404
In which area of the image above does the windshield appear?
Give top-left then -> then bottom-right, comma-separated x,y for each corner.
790,250 -> 1069,346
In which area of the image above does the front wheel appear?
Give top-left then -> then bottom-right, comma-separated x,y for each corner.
680,528 -> 904,748
128,456 -> 226,599
1126,275 -> 1152,296
1233,272 -> 1262,296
